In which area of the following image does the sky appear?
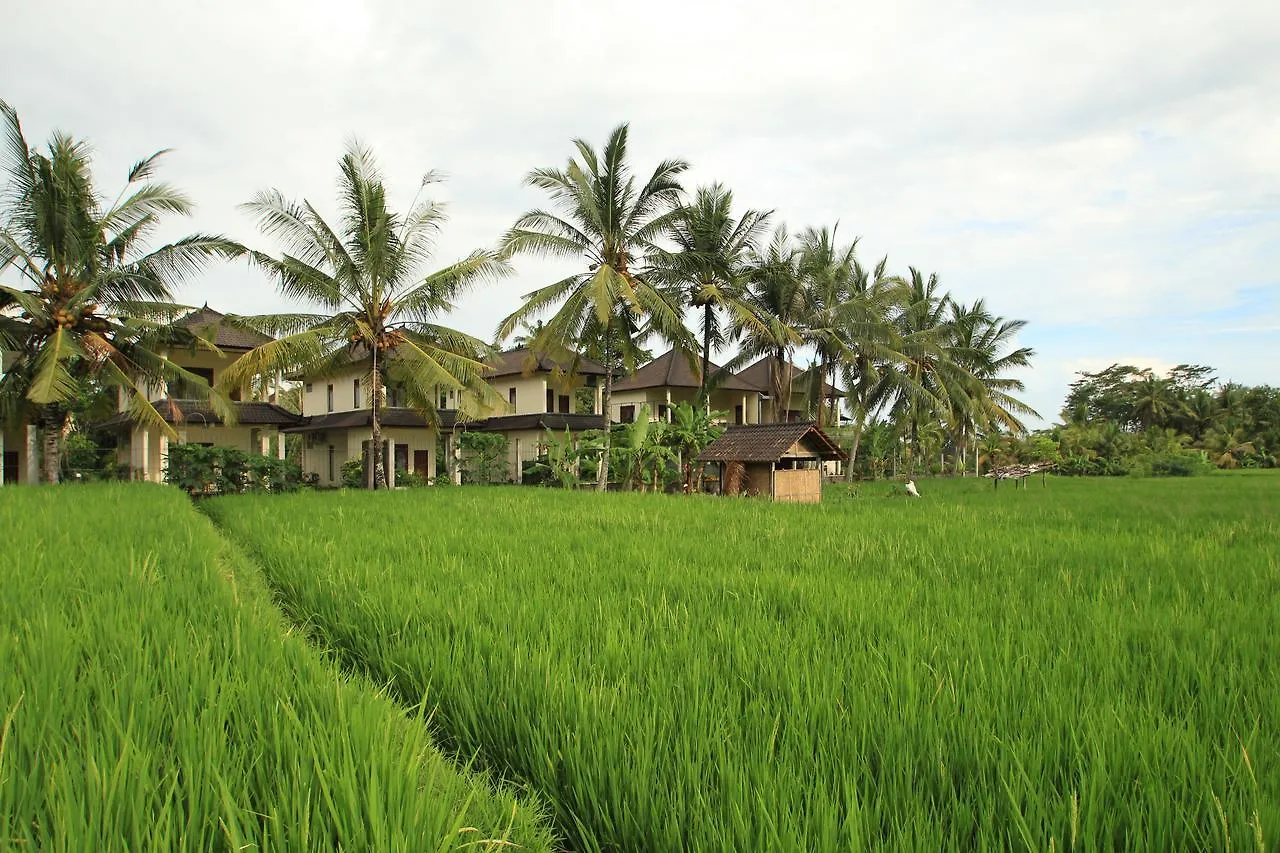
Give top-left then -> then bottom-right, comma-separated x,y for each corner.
3,0 -> 1278,426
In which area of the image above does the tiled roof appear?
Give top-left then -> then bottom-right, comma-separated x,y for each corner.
486,347 -> 610,379
96,399 -> 301,430
283,407 -> 460,433
736,357 -> 845,398
468,412 -> 607,432
613,349 -> 764,393
695,422 -> 847,463
175,306 -> 273,351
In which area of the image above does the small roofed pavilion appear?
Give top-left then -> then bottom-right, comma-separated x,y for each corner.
696,422 -> 847,503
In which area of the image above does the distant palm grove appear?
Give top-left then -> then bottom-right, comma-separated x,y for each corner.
2,99 -> 1273,485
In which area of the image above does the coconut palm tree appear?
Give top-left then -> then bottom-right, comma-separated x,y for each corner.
724,226 -> 807,423
948,299 -> 1038,473
496,123 -> 693,490
835,256 -> 911,478
795,226 -> 857,428
219,141 -> 507,489
0,100 -> 240,482
648,184 -> 772,403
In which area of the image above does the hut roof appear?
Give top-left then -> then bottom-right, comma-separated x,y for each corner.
696,422 -> 847,463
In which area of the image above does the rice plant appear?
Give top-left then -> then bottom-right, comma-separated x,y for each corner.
0,484 -> 554,852
208,474 -> 1280,851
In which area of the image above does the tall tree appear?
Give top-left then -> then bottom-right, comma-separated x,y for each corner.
948,299 -> 1038,473
220,142 -> 506,489
0,100 -> 240,482
496,123 -> 693,490
649,184 -> 772,403
796,225 -> 860,428
724,226 -> 806,423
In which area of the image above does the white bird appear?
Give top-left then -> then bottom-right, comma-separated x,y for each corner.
905,480 -> 920,498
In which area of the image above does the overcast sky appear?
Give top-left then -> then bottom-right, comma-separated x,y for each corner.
4,0 -> 1278,424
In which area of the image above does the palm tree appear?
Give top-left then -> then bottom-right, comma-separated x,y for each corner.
948,299 -> 1038,474
219,142 -> 507,489
0,100 -> 240,482
648,184 -> 772,402
724,226 -> 806,423
509,319 -> 546,348
1131,373 -> 1184,431
496,123 -> 693,490
874,268 -> 964,471
835,256 -> 910,478
796,226 -> 857,428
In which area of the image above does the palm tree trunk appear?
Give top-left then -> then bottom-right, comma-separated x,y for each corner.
370,364 -> 387,490
771,350 -> 789,423
39,405 -> 68,484
845,413 -> 865,483
597,346 -> 612,492
700,301 -> 713,405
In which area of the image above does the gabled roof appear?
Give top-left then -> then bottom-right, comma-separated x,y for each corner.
175,306 -> 272,351
96,399 -> 301,431
467,412 -> 607,433
486,347 -> 609,379
696,422 -> 847,463
283,407 -> 460,433
613,349 -> 764,393
736,357 -> 845,398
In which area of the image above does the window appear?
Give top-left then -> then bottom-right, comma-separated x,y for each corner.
508,387 -> 517,407
166,366 -> 214,399
546,388 -> 554,413
558,394 -> 570,414
305,382 -> 313,393
387,385 -> 401,408
353,378 -> 362,408
439,393 -> 448,409
657,404 -> 669,421
328,445 -> 335,481
620,405 -> 636,423
326,384 -> 334,413
734,405 -> 744,425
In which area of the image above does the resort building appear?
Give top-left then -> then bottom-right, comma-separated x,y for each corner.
735,357 -> 846,423
610,349 -> 766,425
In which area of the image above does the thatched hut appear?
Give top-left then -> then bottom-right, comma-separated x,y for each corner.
696,422 -> 846,503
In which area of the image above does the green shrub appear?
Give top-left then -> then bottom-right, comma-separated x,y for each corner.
165,444 -> 301,495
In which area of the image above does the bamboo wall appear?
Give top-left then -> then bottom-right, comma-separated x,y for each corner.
773,468 -> 821,503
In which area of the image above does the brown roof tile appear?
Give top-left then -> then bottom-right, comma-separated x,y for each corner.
176,306 -> 273,351
614,349 -> 764,393
486,347 -> 609,379
696,422 -> 847,463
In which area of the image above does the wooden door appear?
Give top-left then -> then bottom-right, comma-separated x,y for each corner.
413,449 -> 429,477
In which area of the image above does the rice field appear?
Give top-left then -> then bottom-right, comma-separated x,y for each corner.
206,474 -> 1280,851
0,484 -> 553,851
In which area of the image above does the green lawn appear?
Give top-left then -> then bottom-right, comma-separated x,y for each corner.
0,484 -> 553,852
207,473 -> 1280,851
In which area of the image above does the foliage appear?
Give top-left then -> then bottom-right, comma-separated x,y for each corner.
496,123 -> 694,490
458,430 -> 508,484
0,100 -> 240,482
164,442 -> 301,494
1053,364 -> 1277,474
665,401 -> 725,491
219,141 -> 508,489
341,456 -> 364,488
0,484 -> 554,850
209,475 -> 1280,851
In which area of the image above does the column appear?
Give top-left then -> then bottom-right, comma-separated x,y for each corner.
138,428 -> 150,482
0,428 -> 5,487
664,388 -> 672,422
26,424 -> 39,483
277,431 -> 286,460
158,435 -> 169,484
595,384 -> 603,416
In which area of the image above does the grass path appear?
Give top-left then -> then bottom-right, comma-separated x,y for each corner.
0,484 -> 555,852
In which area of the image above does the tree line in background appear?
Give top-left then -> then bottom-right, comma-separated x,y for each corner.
30,99 -> 1268,489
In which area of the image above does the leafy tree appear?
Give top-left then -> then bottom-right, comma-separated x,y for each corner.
496,123 -> 693,490
664,401 -> 725,492
458,430 -> 509,483
0,100 -> 239,481
219,142 -> 506,489
724,226 -> 806,422
649,184 -> 771,403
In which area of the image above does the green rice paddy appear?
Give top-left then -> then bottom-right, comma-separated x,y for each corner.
0,485 -> 552,851
203,474 -> 1280,851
